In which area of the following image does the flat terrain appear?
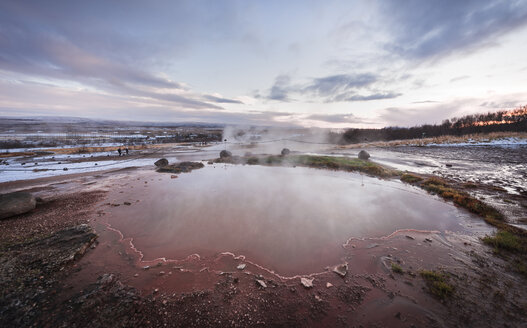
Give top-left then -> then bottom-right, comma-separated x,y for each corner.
1,134 -> 527,327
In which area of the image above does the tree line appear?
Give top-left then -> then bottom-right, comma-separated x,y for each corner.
332,106 -> 527,144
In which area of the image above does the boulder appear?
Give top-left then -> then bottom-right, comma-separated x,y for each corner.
358,150 -> 370,160
281,148 -> 290,156
0,192 -> 36,220
154,158 -> 169,167
220,150 -> 232,158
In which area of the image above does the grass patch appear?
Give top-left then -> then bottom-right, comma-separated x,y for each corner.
400,173 -> 423,184
217,154 -> 396,178
391,263 -> 403,274
482,230 -> 523,253
419,270 -> 454,300
420,177 -> 504,222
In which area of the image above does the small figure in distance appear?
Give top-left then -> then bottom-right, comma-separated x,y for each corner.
125,148 -> 129,155
117,148 -> 122,156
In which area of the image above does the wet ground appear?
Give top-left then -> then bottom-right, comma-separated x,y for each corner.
1,140 -> 527,327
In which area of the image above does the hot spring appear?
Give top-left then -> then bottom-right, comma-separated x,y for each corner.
103,164 -> 480,276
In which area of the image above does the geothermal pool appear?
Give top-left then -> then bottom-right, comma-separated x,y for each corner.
104,164 -> 481,276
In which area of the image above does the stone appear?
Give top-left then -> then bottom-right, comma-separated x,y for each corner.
281,148 -> 290,156
405,235 -> 415,240
256,279 -> 267,288
0,192 -> 37,220
333,263 -> 348,277
326,282 -> 333,288
237,264 -> 246,270
154,158 -> 169,167
358,150 -> 370,160
170,175 -> 178,179
220,150 -> 232,158
300,277 -> 314,288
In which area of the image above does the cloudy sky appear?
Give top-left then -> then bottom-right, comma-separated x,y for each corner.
1,0 -> 527,128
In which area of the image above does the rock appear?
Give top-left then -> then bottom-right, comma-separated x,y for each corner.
143,266 -> 150,270
358,150 -> 370,160
315,295 -> 323,302
99,273 -> 115,285
425,238 -> 433,242
123,202 -> 131,206
256,279 -> 267,288
159,271 -> 165,275
333,263 -> 348,277
281,148 -> 290,156
300,277 -> 314,288
154,158 -> 169,167
326,282 -> 333,288
405,235 -> 415,240
0,192 -> 37,220
170,175 -> 178,179
220,150 -> 232,158
237,264 -> 246,270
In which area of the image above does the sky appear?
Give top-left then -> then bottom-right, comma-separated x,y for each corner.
1,0 -> 527,128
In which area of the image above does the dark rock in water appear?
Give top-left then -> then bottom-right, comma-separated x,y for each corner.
358,150 -> 370,160
0,192 -> 36,220
220,150 -> 232,158
446,163 -> 453,168
157,161 -> 205,174
154,158 -> 169,167
281,148 -> 290,156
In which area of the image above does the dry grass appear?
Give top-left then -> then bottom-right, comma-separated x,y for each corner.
336,132 -> 527,149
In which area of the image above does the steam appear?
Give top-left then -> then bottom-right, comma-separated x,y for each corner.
221,125 -> 337,156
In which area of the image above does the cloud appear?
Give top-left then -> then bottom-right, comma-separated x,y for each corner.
450,75 -> 470,83
265,73 -> 401,103
267,75 -> 292,101
382,0 -> 527,61
202,95 -> 244,104
306,113 -> 373,124
336,92 -> 402,102
305,73 -> 377,97
0,1 -> 243,111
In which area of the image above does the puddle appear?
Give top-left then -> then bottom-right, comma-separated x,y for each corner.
101,165 -> 484,276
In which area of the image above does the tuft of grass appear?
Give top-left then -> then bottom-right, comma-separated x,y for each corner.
391,263 -> 403,274
420,177 -> 504,222
482,230 -> 523,253
219,154 -> 397,178
400,173 -> 423,184
419,270 -> 454,300
292,155 -> 396,177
